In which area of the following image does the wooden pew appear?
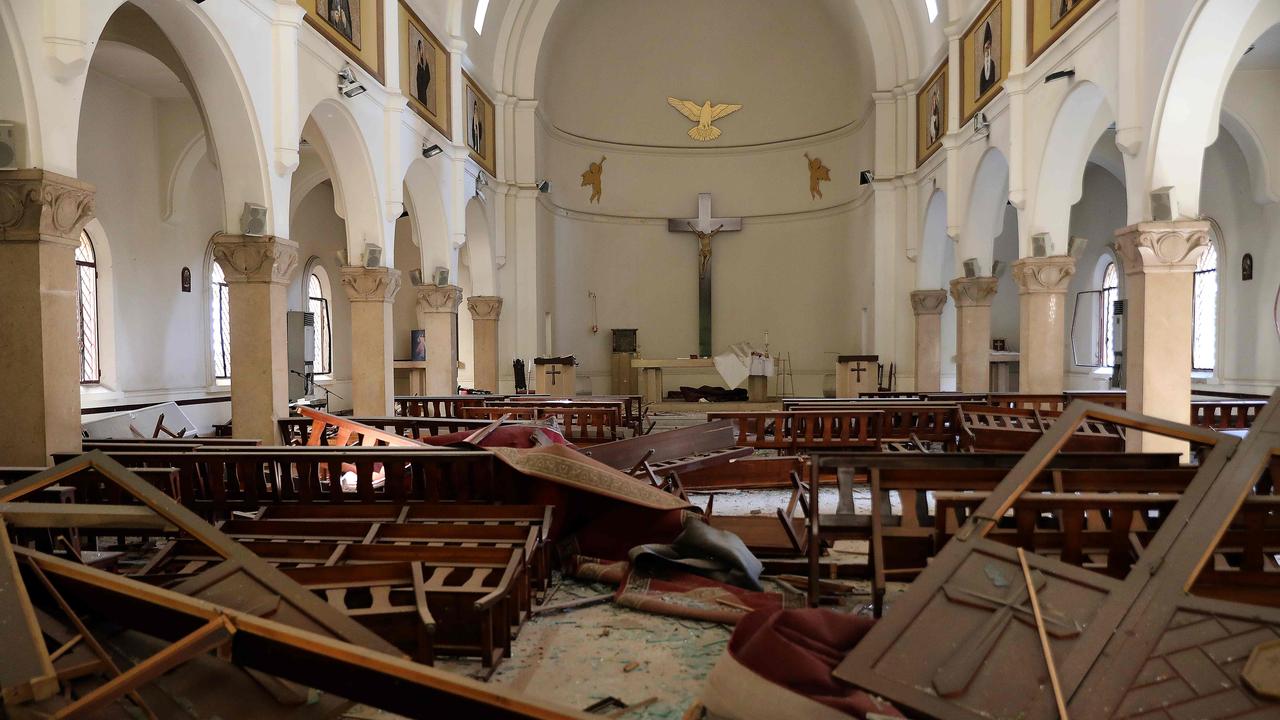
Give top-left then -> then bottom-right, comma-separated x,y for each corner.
579,420 -> 750,477
463,405 -> 622,445
490,395 -> 646,434
53,447 -> 504,517
394,395 -> 501,418
278,415 -> 515,446
705,410 -> 884,454
959,403 -> 1126,452
868,465 -> 1200,615
1190,399 -> 1267,430
143,537 -> 525,669
783,402 -> 961,450
1192,495 -> 1280,607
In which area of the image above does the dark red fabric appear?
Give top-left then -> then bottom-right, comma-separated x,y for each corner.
728,608 -> 904,718
613,567 -> 799,625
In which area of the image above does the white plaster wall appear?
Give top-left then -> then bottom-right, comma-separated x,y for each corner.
1199,130 -> 1280,394
77,69 -> 226,411
991,203 -> 1020,351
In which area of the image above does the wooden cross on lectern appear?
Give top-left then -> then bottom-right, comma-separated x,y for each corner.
849,363 -> 869,382
545,365 -> 562,386
668,193 -> 742,357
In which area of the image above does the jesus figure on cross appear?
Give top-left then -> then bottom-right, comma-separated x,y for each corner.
692,223 -> 724,279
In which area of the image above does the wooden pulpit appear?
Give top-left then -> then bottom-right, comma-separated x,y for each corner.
534,356 -> 577,395
835,354 -> 879,397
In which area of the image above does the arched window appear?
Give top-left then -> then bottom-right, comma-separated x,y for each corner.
1101,262 -> 1118,368
75,232 -> 100,384
924,0 -> 939,22
210,262 -> 231,380
308,273 -> 332,376
473,0 -> 490,33
1192,241 -> 1218,372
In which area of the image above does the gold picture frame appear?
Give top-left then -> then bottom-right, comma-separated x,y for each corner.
960,0 -> 1012,124
1027,0 -> 1103,64
298,0 -> 385,83
917,60 -> 948,167
463,71 -> 496,176
399,2 -> 449,137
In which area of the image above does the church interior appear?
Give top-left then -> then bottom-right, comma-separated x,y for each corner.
1,0 -> 1279,717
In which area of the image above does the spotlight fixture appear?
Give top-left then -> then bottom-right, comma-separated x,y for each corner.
859,170 -> 874,185
536,179 -> 551,193
337,65 -> 366,98
972,111 -> 990,137
1044,68 -> 1076,83
422,143 -> 443,158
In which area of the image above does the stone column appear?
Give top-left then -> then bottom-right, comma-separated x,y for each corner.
949,276 -> 999,393
341,266 -> 401,416
0,170 -> 95,465
416,285 -> 463,395
467,296 -> 503,393
910,290 -> 948,392
1115,221 -> 1210,453
1012,256 -> 1076,394
212,234 -> 298,444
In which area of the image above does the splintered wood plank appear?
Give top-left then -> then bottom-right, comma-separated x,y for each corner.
835,394 -> 1280,720
0,517 -> 57,705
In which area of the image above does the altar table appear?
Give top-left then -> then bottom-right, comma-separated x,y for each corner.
632,358 -> 716,403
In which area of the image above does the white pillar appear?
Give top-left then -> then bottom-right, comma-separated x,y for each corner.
911,289 -> 948,392
949,276 -> 999,393
341,266 -> 401,416
1012,256 -> 1076,394
416,284 -> 462,395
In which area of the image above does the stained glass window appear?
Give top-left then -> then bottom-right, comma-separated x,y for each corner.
75,232 -> 99,384
211,262 -> 231,380
309,273 -> 332,376
1192,241 -> 1218,372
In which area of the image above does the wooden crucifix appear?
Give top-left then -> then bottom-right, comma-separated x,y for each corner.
667,192 -> 742,357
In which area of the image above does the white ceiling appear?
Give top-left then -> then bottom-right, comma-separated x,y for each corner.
90,41 -> 189,98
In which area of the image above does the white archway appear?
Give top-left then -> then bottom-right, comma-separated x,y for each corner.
961,147 -> 1011,271
299,100 -> 386,261
1031,81 -> 1116,255
403,157 -> 452,279
919,189 -> 957,388
1149,0 -> 1280,218
464,195 -> 497,296
99,0 -> 273,233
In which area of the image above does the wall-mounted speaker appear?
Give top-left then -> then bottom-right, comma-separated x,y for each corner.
1031,233 -> 1051,257
432,266 -> 450,286
0,122 -> 22,170
962,258 -> 981,278
240,202 -> 267,236
409,269 -> 424,286
363,243 -> 382,268
1150,187 -> 1177,222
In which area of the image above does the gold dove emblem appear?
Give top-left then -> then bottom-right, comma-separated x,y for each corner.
666,97 -> 743,141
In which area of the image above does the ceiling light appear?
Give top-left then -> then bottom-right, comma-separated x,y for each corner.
338,65 -> 365,98
422,143 -> 442,158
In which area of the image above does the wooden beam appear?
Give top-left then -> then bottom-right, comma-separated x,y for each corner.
0,502 -> 174,530
0,517 -> 57,706
52,616 -> 233,719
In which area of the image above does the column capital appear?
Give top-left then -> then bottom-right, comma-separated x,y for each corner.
467,295 -> 503,321
910,289 -> 948,316
949,276 -> 999,307
1012,255 -> 1076,294
416,284 -> 463,314
212,234 -> 298,285
340,265 -> 401,303
0,169 -> 96,246
1114,221 -> 1211,275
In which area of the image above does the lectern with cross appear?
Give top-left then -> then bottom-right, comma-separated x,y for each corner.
836,354 -> 880,397
668,193 -> 741,357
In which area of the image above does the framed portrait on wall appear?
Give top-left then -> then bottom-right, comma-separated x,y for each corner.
1028,0 -> 1103,63
399,2 -> 449,136
917,60 -> 948,167
298,0 -> 385,82
960,0 -> 1012,124
463,71 -> 497,176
